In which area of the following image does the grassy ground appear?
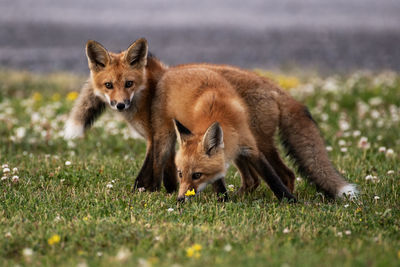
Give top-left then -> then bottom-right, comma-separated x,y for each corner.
0,69 -> 399,267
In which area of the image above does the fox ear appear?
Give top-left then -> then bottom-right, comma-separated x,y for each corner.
173,119 -> 192,144
202,122 -> 224,156
86,40 -> 110,71
125,38 -> 148,68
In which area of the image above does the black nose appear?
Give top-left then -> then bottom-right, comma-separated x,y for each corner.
116,103 -> 125,110
177,196 -> 185,203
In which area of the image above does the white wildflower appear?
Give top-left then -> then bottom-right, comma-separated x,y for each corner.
115,247 -> 131,262
3,168 -> 10,174
167,208 -> 174,212
358,137 -> 370,149
385,149 -> 395,157
283,227 -> 290,234
378,147 -> 386,153
22,248 -> 33,257
374,196 -> 380,200
224,244 -> 232,252
337,232 -> 343,237
326,146 -> 333,152
387,170 -> 395,175
338,140 -> 347,146
345,230 -> 351,235
340,147 -> 348,153
65,161 -> 72,166
352,130 -> 361,137
1,164 -> 8,169
106,183 -> 113,189
12,167 -> 18,173
12,175 -> 19,183
1,176 -> 7,181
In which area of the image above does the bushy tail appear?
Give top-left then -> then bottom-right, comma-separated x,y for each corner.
278,97 -> 357,199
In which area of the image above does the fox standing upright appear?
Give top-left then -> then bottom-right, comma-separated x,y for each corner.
65,38 -> 357,199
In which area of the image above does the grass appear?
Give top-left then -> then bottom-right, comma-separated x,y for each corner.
0,69 -> 399,266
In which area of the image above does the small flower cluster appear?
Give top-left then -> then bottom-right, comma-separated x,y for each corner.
186,243 -> 202,258
1,164 -> 20,183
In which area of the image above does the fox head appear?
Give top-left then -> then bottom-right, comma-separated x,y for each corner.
173,119 -> 226,202
86,38 -> 148,111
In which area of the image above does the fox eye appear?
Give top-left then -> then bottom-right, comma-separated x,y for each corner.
192,172 -> 202,180
177,170 -> 183,178
125,81 -> 134,88
104,82 -> 113,89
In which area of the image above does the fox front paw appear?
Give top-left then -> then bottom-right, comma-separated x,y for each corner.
64,119 -> 84,139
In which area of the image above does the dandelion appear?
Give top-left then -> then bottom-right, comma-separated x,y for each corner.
11,175 -> 19,183
374,196 -> 380,200
345,230 -> 351,235
387,170 -> 395,175
65,161 -> 71,166
283,227 -> 290,234
167,208 -> 174,212
32,92 -> 43,102
51,93 -> 61,102
66,91 -> 79,101
48,234 -> 61,245
22,248 -> 33,257
185,189 -> 196,197
186,244 -> 202,258
106,183 -> 113,189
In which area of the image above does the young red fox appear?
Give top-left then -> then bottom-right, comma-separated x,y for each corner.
65,38 -> 357,199
171,88 -> 295,201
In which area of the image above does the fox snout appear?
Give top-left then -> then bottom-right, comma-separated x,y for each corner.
110,99 -> 131,111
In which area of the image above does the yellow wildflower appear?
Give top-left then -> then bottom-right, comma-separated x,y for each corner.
33,92 -> 43,102
185,189 -> 195,197
48,234 -> 61,245
67,91 -> 79,101
186,243 -> 202,258
51,93 -> 61,102
277,75 -> 300,90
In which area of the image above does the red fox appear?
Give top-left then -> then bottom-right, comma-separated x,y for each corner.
65,38 -> 357,199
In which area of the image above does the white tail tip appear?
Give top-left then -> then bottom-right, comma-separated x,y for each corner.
64,119 -> 84,139
337,184 -> 358,199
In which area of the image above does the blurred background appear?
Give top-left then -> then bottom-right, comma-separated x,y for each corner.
1,0 -> 399,74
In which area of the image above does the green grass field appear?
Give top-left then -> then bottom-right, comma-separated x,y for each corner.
0,69 -> 399,267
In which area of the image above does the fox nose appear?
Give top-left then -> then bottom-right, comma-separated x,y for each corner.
116,103 -> 125,111
177,196 -> 185,203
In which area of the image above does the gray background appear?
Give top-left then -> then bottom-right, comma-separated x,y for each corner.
1,0 -> 399,73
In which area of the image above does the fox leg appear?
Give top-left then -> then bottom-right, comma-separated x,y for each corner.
64,82 -> 106,139
238,151 -> 296,202
162,150 -> 178,193
265,148 -> 295,193
133,140 -> 155,191
151,129 -> 177,192
234,158 -> 260,194
212,179 -> 229,202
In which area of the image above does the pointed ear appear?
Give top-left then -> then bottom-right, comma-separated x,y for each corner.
86,40 -> 110,71
173,119 -> 192,144
202,122 -> 224,156
125,38 -> 148,68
